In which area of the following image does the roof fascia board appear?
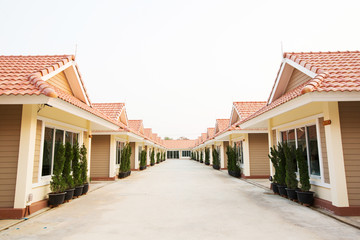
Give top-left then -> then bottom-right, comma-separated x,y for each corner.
268,59 -> 317,104
47,98 -> 119,130
91,131 -> 126,135
240,91 -> 360,129
0,95 -> 50,104
41,61 -> 73,81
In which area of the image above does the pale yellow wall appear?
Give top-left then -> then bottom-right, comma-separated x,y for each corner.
47,71 -> 73,96
38,107 -> 88,130
32,120 -> 42,183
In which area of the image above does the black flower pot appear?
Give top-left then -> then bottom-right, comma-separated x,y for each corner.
140,166 -> 146,170
82,183 -> 89,195
73,185 -> 84,198
118,172 -> 127,179
150,163 -> 155,166
205,162 -> 210,166
200,160 -> 203,163
213,165 -> 220,170
128,171 -> 131,176
272,183 -> 280,194
229,170 -> 241,178
64,188 -> 75,201
277,185 -> 288,197
48,192 -> 66,206
286,188 -> 298,201
296,191 -> 314,206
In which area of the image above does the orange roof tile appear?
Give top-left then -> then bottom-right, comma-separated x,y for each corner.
216,119 -> 230,133
207,128 -> 215,139
144,128 -> 152,138
233,102 -> 266,119
243,51 -> 360,124
164,140 -> 195,149
128,120 -> 143,133
92,103 -> 125,121
201,133 -> 207,143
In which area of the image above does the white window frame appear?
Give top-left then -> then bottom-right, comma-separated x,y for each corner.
275,118 -> 330,188
33,120 -> 82,188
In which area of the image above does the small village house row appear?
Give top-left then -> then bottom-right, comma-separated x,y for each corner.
163,140 -> 195,159
193,102 -> 270,179
90,104 -> 166,180
0,55 -> 127,219
239,51 -> 360,216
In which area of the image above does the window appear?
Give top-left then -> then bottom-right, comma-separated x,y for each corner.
138,146 -> 142,162
116,141 -> 124,165
234,141 -> 243,164
167,151 -> 179,159
280,124 -> 320,177
182,151 -> 191,157
41,127 -> 79,177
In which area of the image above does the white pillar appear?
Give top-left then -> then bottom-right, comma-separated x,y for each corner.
220,142 -> 225,169
134,142 -> 139,169
14,105 -> 37,208
323,102 -> 349,207
109,135 -> 116,178
209,146 -> 213,165
243,134 -> 251,176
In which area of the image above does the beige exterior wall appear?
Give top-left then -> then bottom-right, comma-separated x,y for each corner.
248,133 -> 270,176
32,120 -> 42,184
47,71 -> 73,96
284,68 -> 312,93
0,105 -> 22,208
90,135 -> 110,178
339,101 -> 360,206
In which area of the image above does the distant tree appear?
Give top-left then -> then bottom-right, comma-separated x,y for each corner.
178,137 -> 189,140
164,137 -> 173,140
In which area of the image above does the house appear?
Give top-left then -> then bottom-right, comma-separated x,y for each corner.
239,51 -> 360,216
0,55 -> 121,219
91,104 -> 166,179
164,140 -> 195,159
213,102 -> 269,178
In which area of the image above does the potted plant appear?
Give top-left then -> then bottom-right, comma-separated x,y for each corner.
212,148 -> 220,170
80,144 -> 89,195
150,149 -> 155,166
126,144 -> 132,176
48,142 -> 67,206
205,148 -> 210,165
72,142 -> 83,197
140,150 -> 147,170
226,145 -> 241,177
200,151 -> 204,163
296,147 -> 314,206
118,144 -> 131,178
285,145 -> 298,201
163,152 -> 166,161
277,143 -> 287,197
63,142 -> 75,202
269,145 -> 280,194
156,152 -> 160,164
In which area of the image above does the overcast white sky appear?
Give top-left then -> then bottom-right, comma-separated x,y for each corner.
1,0 -> 360,139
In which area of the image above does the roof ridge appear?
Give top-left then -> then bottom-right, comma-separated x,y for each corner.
284,50 -> 360,55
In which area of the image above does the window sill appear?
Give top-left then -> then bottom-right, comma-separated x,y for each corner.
32,178 -> 51,188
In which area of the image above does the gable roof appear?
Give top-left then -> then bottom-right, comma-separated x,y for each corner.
144,128 -> 153,138
92,103 -> 125,122
128,120 -> 143,133
207,128 -> 215,139
164,140 -> 195,149
215,119 -> 229,133
233,101 -> 267,120
242,51 -> 360,126
201,133 -> 207,143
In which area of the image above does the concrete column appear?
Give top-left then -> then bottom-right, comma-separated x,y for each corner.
86,121 -> 92,179
220,142 -> 225,168
146,146 -> 150,165
14,105 -> 37,208
323,102 -> 349,207
209,146 -> 213,165
243,134 -> 251,176
109,135 -> 116,178
267,119 -> 274,177
134,142 -> 140,169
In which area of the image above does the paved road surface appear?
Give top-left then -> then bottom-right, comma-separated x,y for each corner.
0,160 -> 359,240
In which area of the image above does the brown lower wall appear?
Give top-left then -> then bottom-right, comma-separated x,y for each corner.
241,174 -> 269,179
314,197 -> 360,216
0,199 -> 49,219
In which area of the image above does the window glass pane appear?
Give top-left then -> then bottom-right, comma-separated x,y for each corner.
73,133 -> 78,145
65,131 -> 72,144
281,131 -> 287,142
42,128 -> 54,176
296,127 -> 307,161
307,125 -> 320,176
116,141 -> 122,165
138,146 -> 142,161
55,129 -> 64,144
287,129 -> 296,148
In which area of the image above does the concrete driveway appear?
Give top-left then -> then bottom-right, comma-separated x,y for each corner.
0,160 -> 359,240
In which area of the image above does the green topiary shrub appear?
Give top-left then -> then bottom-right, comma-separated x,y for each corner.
156,152 -> 160,164
72,142 -> 82,186
150,148 -> 155,165
205,148 -> 210,165
297,147 -> 311,192
50,142 -> 67,193
284,144 -> 298,189
212,148 -> 220,169
200,151 -> 204,163
269,145 -> 280,183
277,142 -> 287,186
63,142 -> 74,189
140,150 -> 147,168
80,144 -> 88,184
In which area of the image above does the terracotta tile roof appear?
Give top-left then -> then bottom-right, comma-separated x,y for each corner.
144,128 -> 152,138
243,51 -> 360,124
233,101 -> 267,120
128,120 -> 143,133
164,140 -> 195,149
92,103 -> 125,121
207,128 -> 215,139
201,133 -> 207,143
216,119 -> 230,133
